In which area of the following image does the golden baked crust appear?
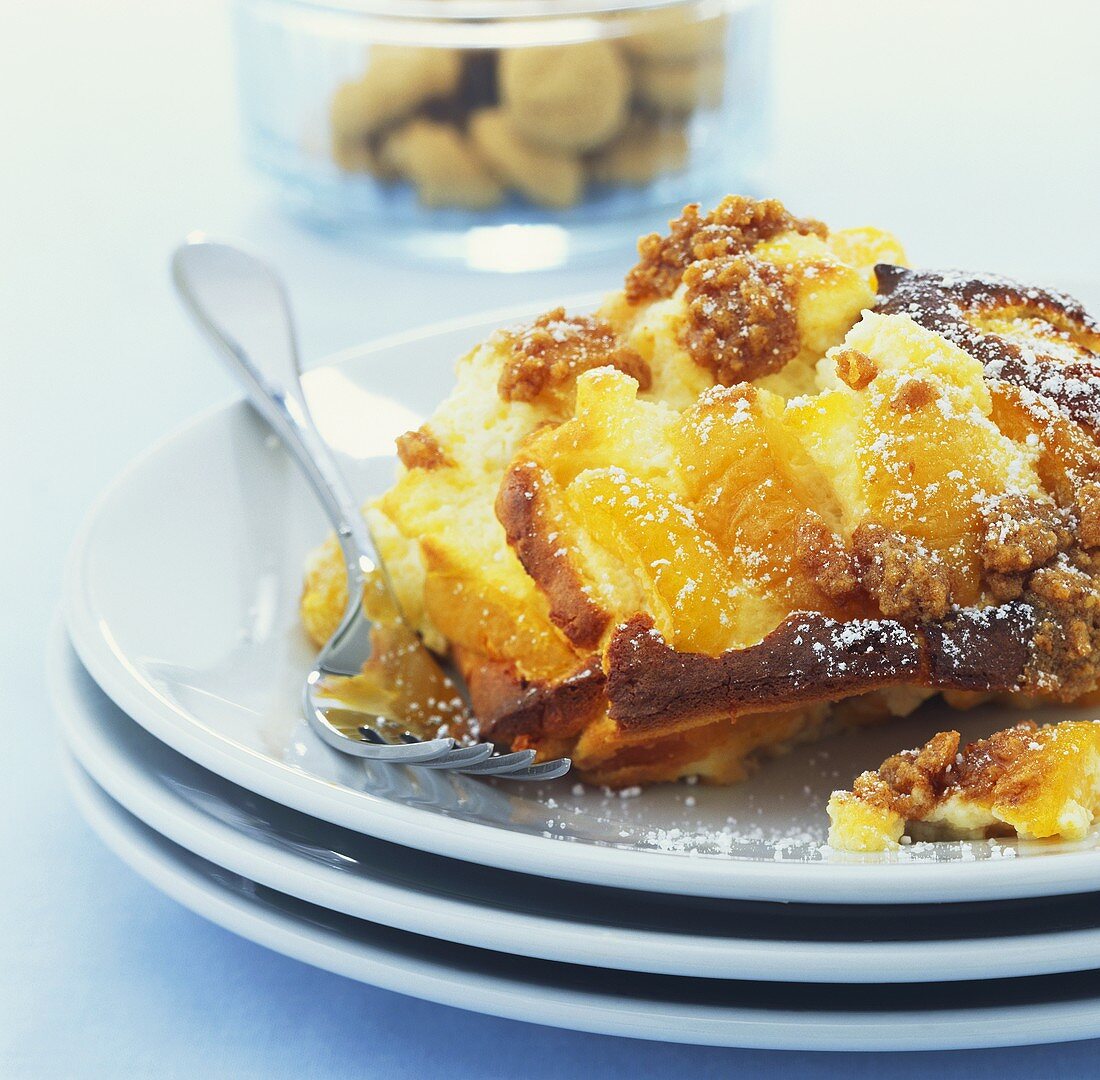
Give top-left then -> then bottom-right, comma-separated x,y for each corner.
828,720 -> 1100,851
300,194 -> 1100,787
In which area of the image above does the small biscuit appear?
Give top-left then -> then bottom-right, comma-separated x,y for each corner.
381,119 -> 503,210
498,42 -> 630,152
330,46 -> 462,142
633,53 -> 725,114
621,11 -> 727,62
331,134 -> 392,178
469,108 -> 583,209
588,119 -> 688,186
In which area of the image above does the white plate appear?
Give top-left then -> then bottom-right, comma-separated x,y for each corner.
65,754 -> 1100,1052
65,304 -> 1100,904
54,621 -> 1100,984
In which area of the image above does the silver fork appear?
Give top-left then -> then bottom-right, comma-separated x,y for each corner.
171,236 -> 570,781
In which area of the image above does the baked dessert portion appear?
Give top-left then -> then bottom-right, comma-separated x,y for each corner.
301,194 -> 1100,788
827,720 -> 1100,851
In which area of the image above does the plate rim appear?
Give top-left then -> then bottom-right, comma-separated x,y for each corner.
64,752 -> 1100,1053
63,302 -> 1100,904
53,618 -> 1100,985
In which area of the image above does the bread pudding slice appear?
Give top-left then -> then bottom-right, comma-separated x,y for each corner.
827,720 -> 1100,851
301,194 -> 1100,788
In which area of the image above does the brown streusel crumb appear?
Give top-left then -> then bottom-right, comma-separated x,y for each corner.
848,721 -> 1065,819
679,256 -> 800,384
1076,483 -> 1100,550
852,522 -> 952,621
396,427 -> 452,470
853,728 -> 961,820
1026,555 -> 1100,700
623,195 -> 826,304
794,511 -> 860,600
984,570 -> 1027,603
498,308 -> 651,404
977,493 -> 1070,575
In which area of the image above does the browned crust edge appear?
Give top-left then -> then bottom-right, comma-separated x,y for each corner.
495,460 -> 611,650
875,264 -> 1100,429
604,603 -> 1037,732
460,649 -> 606,745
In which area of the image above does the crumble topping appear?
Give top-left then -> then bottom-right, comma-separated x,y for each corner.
794,511 -> 860,601
1027,554 -> 1100,700
852,727 -> 960,822
679,255 -> 800,385
396,427 -> 452,470
852,522 -> 952,621
624,195 -> 826,304
1076,482 -> 1100,549
976,493 -> 1070,574
498,308 -> 651,404
888,376 -> 938,414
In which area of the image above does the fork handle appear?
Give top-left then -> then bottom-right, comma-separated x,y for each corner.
170,236 -> 378,597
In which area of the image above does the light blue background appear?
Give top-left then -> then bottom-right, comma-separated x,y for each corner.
6,1 -> 1100,1074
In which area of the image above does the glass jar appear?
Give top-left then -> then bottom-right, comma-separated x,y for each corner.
232,0 -> 770,269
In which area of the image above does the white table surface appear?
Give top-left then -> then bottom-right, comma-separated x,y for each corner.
4,0 -> 1100,1075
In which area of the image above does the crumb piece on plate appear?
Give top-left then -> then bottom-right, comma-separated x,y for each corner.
827,720 -> 1100,851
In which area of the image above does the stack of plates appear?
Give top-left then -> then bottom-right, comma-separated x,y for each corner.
57,311 -> 1100,1052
